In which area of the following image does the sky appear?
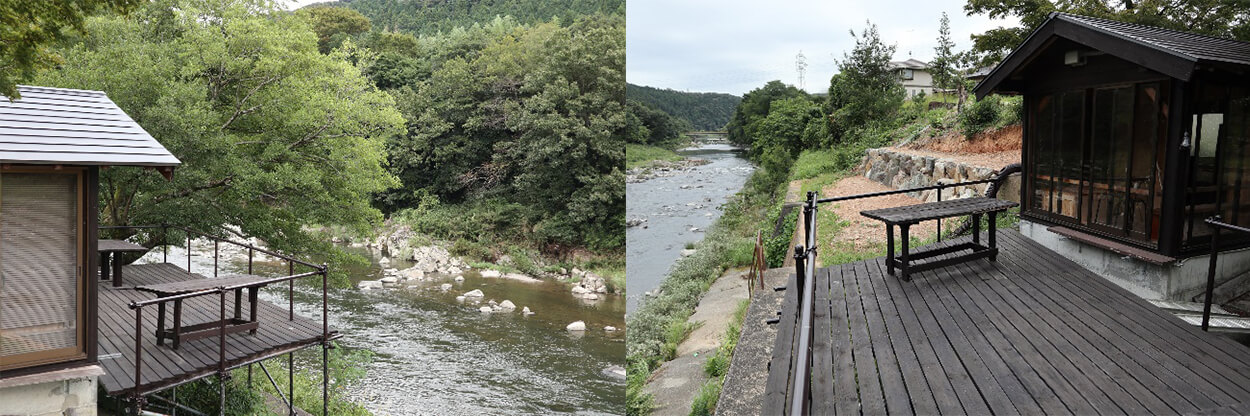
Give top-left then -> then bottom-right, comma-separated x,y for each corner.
627,0 -> 1019,96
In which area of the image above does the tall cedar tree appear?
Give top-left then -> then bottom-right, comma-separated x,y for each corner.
828,22 -> 905,140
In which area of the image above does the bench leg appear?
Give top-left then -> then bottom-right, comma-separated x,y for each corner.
156,301 -> 166,346
972,213 -> 982,246
101,252 -> 111,282
989,211 -> 999,261
900,223 -> 911,281
886,223 -> 895,275
234,288 -> 243,321
248,287 -> 259,335
112,254 -> 124,288
173,300 -> 183,349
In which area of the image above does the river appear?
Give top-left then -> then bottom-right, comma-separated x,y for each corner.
625,143 -> 754,313
156,243 -> 625,415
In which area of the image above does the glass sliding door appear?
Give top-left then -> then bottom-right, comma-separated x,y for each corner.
1026,81 -> 1167,245
0,170 -> 85,371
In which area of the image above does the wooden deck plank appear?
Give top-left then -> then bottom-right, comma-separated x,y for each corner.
940,249 -> 1127,415
766,229 -> 1250,415
809,267 -> 836,416
850,259 -> 912,415
828,267 -> 858,415
861,254 -> 937,414
762,273 -> 800,414
874,255 -> 974,414
903,247 -> 1025,415
885,253 -> 994,415
96,263 -> 326,396
946,243 -> 1147,415
991,234 -> 1212,413
900,243 -> 1091,415
842,262 -> 885,415
998,232 -> 1250,405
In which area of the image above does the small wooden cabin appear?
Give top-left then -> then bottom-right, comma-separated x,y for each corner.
0,86 -> 179,415
977,13 -> 1250,261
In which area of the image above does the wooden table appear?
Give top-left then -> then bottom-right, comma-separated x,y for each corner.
98,239 -> 148,288
861,197 -> 1019,281
135,274 -> 270,349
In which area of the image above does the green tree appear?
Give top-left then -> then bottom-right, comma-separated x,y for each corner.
931,12 -> 960,96
965,0 -> 1250,66
747,97 -> 824,158
296,6 -> 374,53
379,16 -> 626,251
625,100 -> 692,146
0,0 -> 143,99
725,81 -> 807,151
828,21 -> 904,139
36,0 -> 405,269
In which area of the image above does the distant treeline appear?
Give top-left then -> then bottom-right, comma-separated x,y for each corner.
311,0 -> 624,35
626,83 -> 740,131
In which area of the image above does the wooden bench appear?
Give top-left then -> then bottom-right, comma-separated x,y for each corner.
135,274 -> 270,349
861,197 -> 1019,281
98,239 -> 148,287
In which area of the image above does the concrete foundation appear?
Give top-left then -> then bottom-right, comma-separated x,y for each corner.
0,365 -> 102,416
1019,220 -> 1250,301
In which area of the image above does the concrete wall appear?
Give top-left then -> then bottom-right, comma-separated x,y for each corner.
1019,220 -> 1250,301
860,147 -> 1021,203
0,366 -> 101,416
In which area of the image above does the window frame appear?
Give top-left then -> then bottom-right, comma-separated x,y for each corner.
0,166 -> 88,372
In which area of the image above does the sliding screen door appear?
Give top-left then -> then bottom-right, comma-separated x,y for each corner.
0,171 -> 85,371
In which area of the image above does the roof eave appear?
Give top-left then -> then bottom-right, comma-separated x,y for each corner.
975,14 -> 1200,99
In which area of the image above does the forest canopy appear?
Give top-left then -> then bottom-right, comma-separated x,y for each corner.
626,83 -> 741,131
314,0 -> 624,36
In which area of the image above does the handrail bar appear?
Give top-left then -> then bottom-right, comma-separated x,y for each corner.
127,270 -> 323,309
816,178 -> 996,204
1202,215 -> 1250,331
100,224 -> 321,269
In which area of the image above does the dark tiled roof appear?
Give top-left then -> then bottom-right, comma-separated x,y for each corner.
0,86 -> 180,167
1057,13 -> 1250,66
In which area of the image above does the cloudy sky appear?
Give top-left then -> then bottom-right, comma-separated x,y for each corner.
627,0 -> 1019,96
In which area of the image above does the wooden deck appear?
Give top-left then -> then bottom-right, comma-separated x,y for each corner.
765,230 -> 1250,415
97,263 -> 328,396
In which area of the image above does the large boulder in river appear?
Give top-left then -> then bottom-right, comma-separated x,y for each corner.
399,267 -> 425,280
409,245 -> 471,274
357,280 -> 384,290
463,289 -> 484,298
522,306 -> 533,315
566,321 -> 587,332
479,306 -> 492,313
499,300 -> 516,310
379,276 -> 398,284
480,270 -> 503,278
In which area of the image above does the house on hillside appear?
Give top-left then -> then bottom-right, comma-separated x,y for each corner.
975,12 -> 1250,301
0,86 -> 335,415
890,58 -> 935,97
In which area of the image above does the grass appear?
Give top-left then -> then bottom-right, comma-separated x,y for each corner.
689,299 -> 749,416
628,143 -> 684,169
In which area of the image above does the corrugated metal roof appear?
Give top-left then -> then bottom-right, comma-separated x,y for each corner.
0,85 -> 180,167
1057,13 -> 1250,67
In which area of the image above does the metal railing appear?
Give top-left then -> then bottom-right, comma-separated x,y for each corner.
1201,215 -> 1250,331
784,173 -> 1011,415
101,225 -> 331,416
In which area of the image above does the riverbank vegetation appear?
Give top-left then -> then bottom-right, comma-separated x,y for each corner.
627,144 -> 684,169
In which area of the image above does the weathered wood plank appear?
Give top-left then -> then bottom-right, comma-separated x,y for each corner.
809,267 -> 836,415
829,267 -> 858,415
851,259 -> 912,415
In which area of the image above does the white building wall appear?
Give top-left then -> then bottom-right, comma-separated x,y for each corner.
902,69 -> 934,97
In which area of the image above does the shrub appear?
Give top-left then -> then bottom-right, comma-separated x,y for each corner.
690,379 -> 723,416
959,96 -> 1002,138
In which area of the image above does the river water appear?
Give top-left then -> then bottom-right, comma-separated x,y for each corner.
157,244 -> 625,415
625,143 -> 754,313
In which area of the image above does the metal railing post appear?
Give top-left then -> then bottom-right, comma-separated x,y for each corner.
937,183 -> 943,242
187,234 -> 192,273
321,264 -> 330,416
248,248 -> 254,275
132,304 -> 145,415
794,246 -> 806,296
1204,215 -> 1223,331
163,224 -> 169,264
214,240 -> 219,277
218,288 -> 227,416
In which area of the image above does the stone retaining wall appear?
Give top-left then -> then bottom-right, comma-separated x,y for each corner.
859,148 -> 1020,203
